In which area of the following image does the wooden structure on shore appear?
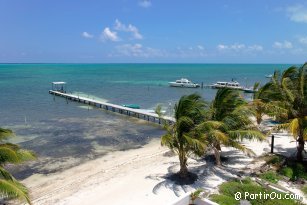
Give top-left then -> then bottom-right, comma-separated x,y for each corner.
49,89 -> 175,125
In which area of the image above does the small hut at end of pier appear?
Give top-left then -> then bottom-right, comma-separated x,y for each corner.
51,82 -> 67,93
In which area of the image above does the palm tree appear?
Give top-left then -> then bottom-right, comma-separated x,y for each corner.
0,128 -> 36,204
249,82 -> 287,126
260,63 -> 307,161
160,93 -> 207,179
197,88 -> 265,166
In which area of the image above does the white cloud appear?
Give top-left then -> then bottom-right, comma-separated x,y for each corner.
217,43 -> 263,53
114,19 -> 143,40
217,43 -> 246,51
273,41 -> 293,49
138,0 -> 152,8
299,36 -> 307,45
248,45 -> 263,51
197,45 -> 204,50
101,27 -> 120,42
82,32 -> 94,39
217,44 -> 228,50
287,5 -> 307,23
115,43 -> 163,57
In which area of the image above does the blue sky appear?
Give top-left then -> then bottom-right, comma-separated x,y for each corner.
0,0 -> 307,63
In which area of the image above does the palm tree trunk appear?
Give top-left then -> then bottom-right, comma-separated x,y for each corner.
256,114 -> 262,125
297,120 -> 305,162
178,151 -> 188,178
213,147 -> 222,166
297,138 -> 304,162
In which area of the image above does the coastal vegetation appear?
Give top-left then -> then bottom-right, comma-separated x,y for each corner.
303,186 -> 307,197
209,177 -> 298,205
197,88 -> 265,166
259,63 -> 307,162
160,89 -> 265,181
249,82 -> 285,126
160,94 -> 207,182
159,63 -> 306,187
259,171 -> 281,184
0,128 -> 35,204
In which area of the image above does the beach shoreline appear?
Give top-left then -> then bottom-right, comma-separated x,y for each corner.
23,138 -> 180,205
18,130 -> 303,205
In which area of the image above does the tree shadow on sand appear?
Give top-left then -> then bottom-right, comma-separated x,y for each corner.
147,150 -> 252,197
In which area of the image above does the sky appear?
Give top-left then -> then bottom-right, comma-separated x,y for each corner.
0,0 -> 307,63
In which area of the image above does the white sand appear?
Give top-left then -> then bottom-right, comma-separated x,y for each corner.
21,132 -> 304,205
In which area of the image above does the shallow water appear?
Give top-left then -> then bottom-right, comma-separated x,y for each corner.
0,63 -> 291,178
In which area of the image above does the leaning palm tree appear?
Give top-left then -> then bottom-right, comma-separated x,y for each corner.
249,82 -> 287,126
197,88 -> 265,166
0,128 -> 36,204
160,93 -> 207,179
260,63 -> 307,161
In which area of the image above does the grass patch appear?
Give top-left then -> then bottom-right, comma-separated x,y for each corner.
292,163 -> 307,180
210,194 -> 237,205
266,155 -> 283,166
280,167 -> 294,179
279,163 -> 307,181
302,185 -> 307,197
210,178 -> 299,205
259,171 -> 281,184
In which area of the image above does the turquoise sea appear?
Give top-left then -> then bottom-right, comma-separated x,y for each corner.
0,63 -> 291,178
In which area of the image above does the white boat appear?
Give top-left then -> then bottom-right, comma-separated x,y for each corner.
169,78 -> 200,88
243,87 -> 256,93
211,81 -> 243,90
265,74 -> 273,78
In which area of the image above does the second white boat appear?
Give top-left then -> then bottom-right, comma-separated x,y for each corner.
169,78 -> 200,88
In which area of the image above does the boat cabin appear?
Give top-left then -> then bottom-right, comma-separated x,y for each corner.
216,82 -> 227,86
176,78 -> 191,84
227,81 -> 240,87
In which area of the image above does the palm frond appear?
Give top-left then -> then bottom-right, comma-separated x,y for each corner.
0,167 -> 14,181
208,130 -> 229,144
155,104 -> 163,117
0,146 -> 19,165
0,179 -> 31,205
16,149 -> 36,162
225,140 -> 256,157
182,134 -> 206,156
0,128 -> 14,141
227,130 -> 265,141
197,120 -> 224,132
176,116 -> 194,135
289,118 -> 299,137
161,133 -> 175,148
281,77 -> 295,103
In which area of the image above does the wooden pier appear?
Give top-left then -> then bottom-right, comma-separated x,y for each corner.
49,90 -> 175,125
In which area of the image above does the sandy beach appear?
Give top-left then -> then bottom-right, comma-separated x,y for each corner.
19,131 -> 304,205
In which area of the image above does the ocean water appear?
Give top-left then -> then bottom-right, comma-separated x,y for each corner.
0,63 -> 291,178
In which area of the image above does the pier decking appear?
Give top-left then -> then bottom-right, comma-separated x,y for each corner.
49,90 -> 175,124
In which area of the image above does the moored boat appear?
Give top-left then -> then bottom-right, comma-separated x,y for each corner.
243,87 -> 256,93
210,81 -> 243,90
168,78 -> 200,88
265,74 -> 273,78
122,104 -> 141,109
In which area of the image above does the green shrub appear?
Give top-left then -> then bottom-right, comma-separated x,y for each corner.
210,178 -> 298,205
259,171 -> 281,184
267,155 -> 283,165
280,167 -> 293,179
210,194 -> 238,205
302,185 -> 307,196
292,163 -> 307,180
